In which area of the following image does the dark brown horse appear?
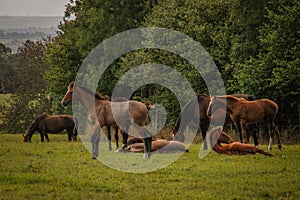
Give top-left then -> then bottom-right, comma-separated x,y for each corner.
23,114 -> 77,142
61,82 -> 152,159
209,127 -> 273,156
172,94 -> 210,149
209,95 -> 281,150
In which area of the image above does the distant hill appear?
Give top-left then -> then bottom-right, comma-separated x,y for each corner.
0,16 -> 63,29
0,16 -> 63,53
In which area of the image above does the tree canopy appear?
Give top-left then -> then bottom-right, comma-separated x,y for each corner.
1,0 -> 299,133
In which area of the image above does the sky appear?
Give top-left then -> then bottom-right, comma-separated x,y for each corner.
0,0 -> 69,16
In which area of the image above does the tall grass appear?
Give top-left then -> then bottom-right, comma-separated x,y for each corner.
0,134 -> 299,199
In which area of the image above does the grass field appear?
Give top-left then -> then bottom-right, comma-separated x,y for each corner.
0,134 -> 299,200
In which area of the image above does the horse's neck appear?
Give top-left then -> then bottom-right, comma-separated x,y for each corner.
77,87 -> 105,114
219,97 -> 239,114
212,141 -> 224,153
26,121 -> 38,138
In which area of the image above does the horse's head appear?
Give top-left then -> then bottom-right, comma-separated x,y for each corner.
61,82 -> 75,108
219,130 -> 233,144
23,134 -> 31,142
208,126 -> 233,148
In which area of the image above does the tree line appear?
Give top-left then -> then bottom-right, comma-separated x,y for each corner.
0,0 -> 299,137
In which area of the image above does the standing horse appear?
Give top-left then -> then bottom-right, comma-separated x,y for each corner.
61,82 -> 152,159
209,94 -> 259,146
172,94 -> 210,149
209,95 -> 281,150
209,127 -> 273,156
23,114 -> 77,142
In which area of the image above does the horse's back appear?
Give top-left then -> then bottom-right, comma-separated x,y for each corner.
260,99 -> 278,116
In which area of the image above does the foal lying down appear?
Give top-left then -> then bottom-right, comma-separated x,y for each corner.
210,127 -> 274,156
123,138 -> 188,153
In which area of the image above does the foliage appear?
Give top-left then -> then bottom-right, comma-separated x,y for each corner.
45,0 -> 153,114
0,134 -> 299,199
0,43 -> 18,93
0,40 -> 52,133
2,0 -> 298,132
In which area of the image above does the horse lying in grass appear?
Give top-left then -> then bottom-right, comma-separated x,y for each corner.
23,114 -> 77,142
209,127 -> 274,156
123,137 -> 188,153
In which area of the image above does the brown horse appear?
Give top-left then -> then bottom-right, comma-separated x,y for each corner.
23,114 -> 77,142
209,127 -> 273,156
209,94 -> 259,146
124,138 -> 188,153
209,95 -> 281,150
172,94 -> 210,149
172,94 -> 256,150
61,82 -> 152,159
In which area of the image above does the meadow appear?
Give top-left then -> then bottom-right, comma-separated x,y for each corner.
0,134 -> 299,200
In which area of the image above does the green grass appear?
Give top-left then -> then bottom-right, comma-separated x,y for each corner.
0,134 -> 299,200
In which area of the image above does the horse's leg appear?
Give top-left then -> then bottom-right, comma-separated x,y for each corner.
114,127 -> 119,150
247,124 -> 259,147
91,126 -> 100,159
200,123 -> 208,150
143,128 -> 152,159
252,124 -> 259,147
67,129 -> 72,142
143,137 -> 152,159
273,124 -> 282,150
268,122 -> 273,151
122,122 -> 129,149
240,122 -> 247,144
45,133 -> 50,142
39,131 -> 45,142
236,122 -> 243,143
106,126 -> 112,151
42,131 -> 50,142
73,127 -> 78,142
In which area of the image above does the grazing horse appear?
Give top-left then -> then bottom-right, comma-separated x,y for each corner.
23,114 -> 77,142
209,95 -> 281,150
124,138 -> 188,153
172,94 -> 210,149
209,127 -> 273,156
209,94 -> 259,147
61,82 -> 152,159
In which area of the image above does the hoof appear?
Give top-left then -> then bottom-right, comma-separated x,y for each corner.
143,153 -> 151,159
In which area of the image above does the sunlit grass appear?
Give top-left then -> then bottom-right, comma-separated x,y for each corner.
0,134 -> 299,199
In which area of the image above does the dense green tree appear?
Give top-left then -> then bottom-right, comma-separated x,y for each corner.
0,40 -> 52,133
43,0 -> 299,131
45,0 -> 153,114
0,43 -> 18,93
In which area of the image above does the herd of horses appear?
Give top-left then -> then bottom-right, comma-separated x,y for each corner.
23,81 -> 282,158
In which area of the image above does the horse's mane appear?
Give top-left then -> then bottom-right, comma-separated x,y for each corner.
197,94 -> 209,102
231,94 -> 256,101
72,82 -> 105,100
27,114 -> 48,135
214,95 -> 240,102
